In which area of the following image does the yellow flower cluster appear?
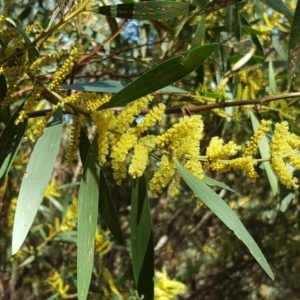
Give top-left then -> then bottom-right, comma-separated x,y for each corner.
46,271 -> 70,296
102,268 -> 122,297
49,47 -> 79,90
154,271 -> 187,300
270,121 -> 300,189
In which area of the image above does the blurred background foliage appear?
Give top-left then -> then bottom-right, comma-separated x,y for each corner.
1,0 -> 300,299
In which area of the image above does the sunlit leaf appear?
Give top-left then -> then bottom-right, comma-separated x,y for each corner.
77,134 -> 100,300
99,44 -> 218,109
131,176 -> 154,299
12,107 -> 62,254
205,176 -> 240,196
174,158 -> 274,280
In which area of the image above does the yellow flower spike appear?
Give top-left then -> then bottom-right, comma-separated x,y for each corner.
30,50 -> 66,72
156,115 -> 203,159
132,103 -> 166,136
150,155 -> 176,197
111,160 -> 128,185
183,158 -> 204,180
229,156 -> 258,181
46,271 -> 70,296
154,271 -> 187,299
129,135 -> 156,178
7,197 -> 17,229
112,96 -> 151,133
111,132 -> 138,163
50,47 -> 79,91
243,119 -> 272,157
103,268 -> 122,297
91,109 -> 116,164
270,122 -> 299,189
67,114 -> 85,164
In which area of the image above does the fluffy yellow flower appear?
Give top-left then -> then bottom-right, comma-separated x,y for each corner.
46,271 -> 69,296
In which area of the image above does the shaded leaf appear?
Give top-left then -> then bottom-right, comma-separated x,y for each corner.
91,2 -> 196,20
174,158 -> 274,280
0,103 -> 27,185
77,134 -> 100,300
99,171 -> 124,245
131,176 -> 154,299
12,107 -> 62,254
198,0 -> 243,15
99,44 -> 218,109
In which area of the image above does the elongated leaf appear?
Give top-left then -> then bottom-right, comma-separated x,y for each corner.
77,135 -> 100,300
249,112 -> 278,196
0,103 -> 27,185
287,0 -> 300,87
99,170 -> 124,245
131,176 -> 154,299
99,44 -> 218,109
259,0 -> 293,19
174,158 -> 274,280
12,107 -> 62,254
91,2 -> 195,20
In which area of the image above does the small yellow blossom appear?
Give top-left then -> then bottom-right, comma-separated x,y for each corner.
46,271 -> 69,296
103,268 -> 122,297
229,156 -> 258,181
44,179 -> 61,198
95,231 -> 111,255
154,271 -> 186,300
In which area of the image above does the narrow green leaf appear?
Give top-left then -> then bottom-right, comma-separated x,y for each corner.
130,176 -> 154,299
198,0 -> 242,15
287,0 -> 300,87
0,103 -> 27,185
99,44 -> 218,109
259,0 -> 293,19
99,171 -> 124,245
12,107 -> 62,254
0,74 -> 10,124
91,2 -> 195,20
77,135 -> 100,300
174,158 -> 274,280
249,112 -> 278,196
